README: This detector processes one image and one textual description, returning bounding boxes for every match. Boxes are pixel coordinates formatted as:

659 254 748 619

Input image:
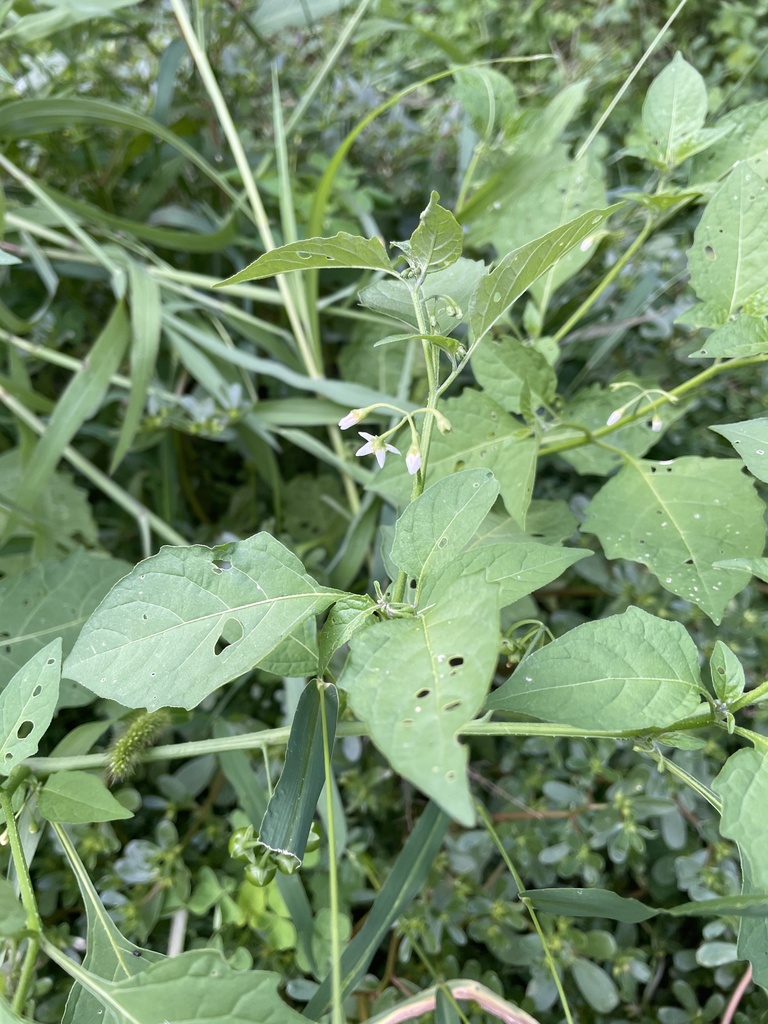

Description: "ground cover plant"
2 1 768 1022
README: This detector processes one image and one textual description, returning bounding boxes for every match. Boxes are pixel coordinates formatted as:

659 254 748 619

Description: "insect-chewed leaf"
581 456 765 623
641 53 707 169
64 533 341 711
486 607 703 731
339 575 499 826
711 417 768 483
215 232 394 286
0 639 60 775
392 191 463 276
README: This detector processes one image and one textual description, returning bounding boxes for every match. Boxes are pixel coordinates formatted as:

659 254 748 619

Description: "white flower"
405 443 421 475
338 409 363 430
356 431 400 468
606 408 623 426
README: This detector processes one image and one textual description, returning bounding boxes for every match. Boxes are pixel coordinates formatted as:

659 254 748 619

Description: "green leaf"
64 533 340 711
486 607 703 731
359 258 486 335
8 303 131 522
641 53 707 169
305 802 448 1018
0 0 135 43
468 204 621 343
0 640 60 775
54 946 309 1024
470 336 557 415
257 619 319 678
54 823 163 1024
111 263 162 472
215 233 394 287
0 877 26 937
371 391 538 526
688 163 768 316
423 541 591 608
710 641 746 704
0 551 130 693
38 771 133 823
391 468 500 599
688 315 768 358
581 456 764 623
521 887 657 923
711 417 768 482
714 557 768 584
318 595 378 676
392 191 463 276
713 748 768 987
570 957 619 1014
693 99 768 182
258 682 337 868
340 576 499 825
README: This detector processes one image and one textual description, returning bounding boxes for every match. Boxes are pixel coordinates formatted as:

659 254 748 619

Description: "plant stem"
0 788 42 1015
364 979 543 1024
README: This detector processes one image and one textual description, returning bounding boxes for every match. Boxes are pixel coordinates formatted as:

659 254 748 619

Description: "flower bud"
406 443 422 475
338 409 363 430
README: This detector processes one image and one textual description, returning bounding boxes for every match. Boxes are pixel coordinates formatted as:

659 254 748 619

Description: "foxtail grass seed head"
107 709 172 784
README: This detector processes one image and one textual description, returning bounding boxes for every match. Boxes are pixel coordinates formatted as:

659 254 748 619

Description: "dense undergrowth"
2 2 768 1023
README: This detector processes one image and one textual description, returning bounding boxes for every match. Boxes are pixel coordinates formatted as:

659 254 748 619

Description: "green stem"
731 678 768 713
476 803 573 1024
320 686 344 1024
641 746 722 813
0 788 42 1015
540 353 768 458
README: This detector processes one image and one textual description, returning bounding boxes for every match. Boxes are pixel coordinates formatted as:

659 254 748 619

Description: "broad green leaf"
371 391 538 526
65 534 341 711
10 303 131 520
0 999 32 1024
689 314 768 358
642 53 707 169
391 468 499 599
468 204 621 343
711 417 768 482
423 541 591 608
472 501 578 548
688 163 768 316
38 771 133 823
693 99 768 182
0 640 60 775
0 877 26 937
111 263 162 471
710 641 746 704
318 595 378 675
54 947 309 1024
558 383 683 476
215 233 394 287
258 682 337 868
54 823 164 1024
358 258 486 335
581 457 764 623
258 619 319 678
393 191 463 276
0 550 130 692
713 748 768 987
486 606 703 731
340 575 499 825
522 887 656 922
470 336 557 415
715 557 768 584
305 802 448 1018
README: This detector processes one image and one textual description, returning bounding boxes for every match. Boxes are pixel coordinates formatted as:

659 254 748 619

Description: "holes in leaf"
704 245 716 260
4 752 12 762
46 658 55 665
415 688 431 699
443 700 462 712
684 559 694 565
16 721 33 740
402 718 414 726
445 770 457 782
448 656 464 668
454 460 466 472
32 685 42 697
409 578 417 589
214 618 244 656
212 559 233 573
437 538 447 549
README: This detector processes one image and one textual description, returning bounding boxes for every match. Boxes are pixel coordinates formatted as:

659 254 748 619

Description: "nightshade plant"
3 5 768 1023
